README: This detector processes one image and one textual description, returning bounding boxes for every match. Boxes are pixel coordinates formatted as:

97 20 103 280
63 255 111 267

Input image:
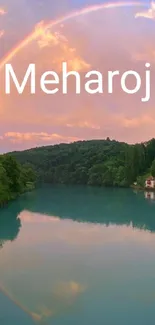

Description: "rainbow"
0 1 147 70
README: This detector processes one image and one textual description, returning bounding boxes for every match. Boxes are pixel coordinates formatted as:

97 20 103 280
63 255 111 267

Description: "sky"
0 0 154 151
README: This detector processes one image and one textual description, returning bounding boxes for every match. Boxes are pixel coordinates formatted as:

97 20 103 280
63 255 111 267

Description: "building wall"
145 180 155 188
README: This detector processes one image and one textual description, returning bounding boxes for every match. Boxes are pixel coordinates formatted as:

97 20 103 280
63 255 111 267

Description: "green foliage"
137 176 146 188
19 163 36 190
151 160 155 178
2 155 21 193
10 138 155 188
0 163 11 203
0 155 36 206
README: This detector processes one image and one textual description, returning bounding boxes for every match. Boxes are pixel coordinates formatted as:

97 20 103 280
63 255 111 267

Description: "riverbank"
131 184 155 192
0 154 36 207
0 182 35 207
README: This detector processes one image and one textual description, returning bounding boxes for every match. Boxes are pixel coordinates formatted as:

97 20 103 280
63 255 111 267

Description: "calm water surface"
1 186 155 325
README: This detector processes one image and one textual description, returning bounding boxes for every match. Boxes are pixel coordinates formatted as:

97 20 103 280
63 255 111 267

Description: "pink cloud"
0 3 155 150
2 131 81 145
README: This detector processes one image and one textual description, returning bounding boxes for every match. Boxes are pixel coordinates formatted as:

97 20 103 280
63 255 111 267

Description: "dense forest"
0 155 36 206
11 138 155 188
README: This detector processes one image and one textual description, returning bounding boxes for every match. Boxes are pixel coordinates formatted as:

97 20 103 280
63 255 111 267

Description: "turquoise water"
1 186 155 324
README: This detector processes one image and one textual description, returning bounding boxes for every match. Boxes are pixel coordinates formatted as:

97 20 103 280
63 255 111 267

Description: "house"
145 176 155 189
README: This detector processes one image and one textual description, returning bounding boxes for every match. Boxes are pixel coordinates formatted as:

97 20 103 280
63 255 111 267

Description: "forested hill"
11 138 155 187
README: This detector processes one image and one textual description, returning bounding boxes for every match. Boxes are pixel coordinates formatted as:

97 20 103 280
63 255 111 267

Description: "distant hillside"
11 138 155 187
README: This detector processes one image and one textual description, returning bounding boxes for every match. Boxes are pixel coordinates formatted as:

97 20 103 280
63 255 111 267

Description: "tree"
0 163 10 203
9 138 155 188
2 155 21 193
0 154 36 206
20 163 36 189
151 160 155 177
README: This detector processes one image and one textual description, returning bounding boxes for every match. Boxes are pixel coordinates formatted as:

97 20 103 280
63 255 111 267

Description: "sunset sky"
0 0 154 152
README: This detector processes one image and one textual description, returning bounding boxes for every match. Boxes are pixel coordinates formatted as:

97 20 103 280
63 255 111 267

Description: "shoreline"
131 185 155 192
0 183 35 208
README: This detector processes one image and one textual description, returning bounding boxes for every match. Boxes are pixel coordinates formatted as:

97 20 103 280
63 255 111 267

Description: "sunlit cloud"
36 24 90 71
0 1 145 70
66 121 100 130
0 1 155 149
135 1 155 20
37 22 60 48
0 8 7 15
2 132 81 144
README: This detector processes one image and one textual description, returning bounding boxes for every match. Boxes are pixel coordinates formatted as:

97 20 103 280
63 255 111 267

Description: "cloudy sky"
0 0 154 151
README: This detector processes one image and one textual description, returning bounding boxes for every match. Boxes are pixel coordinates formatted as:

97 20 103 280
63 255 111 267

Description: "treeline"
0 155 36 206
11 138 155 188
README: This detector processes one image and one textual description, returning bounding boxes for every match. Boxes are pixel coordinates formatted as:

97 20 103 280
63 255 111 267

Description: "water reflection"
0 203 21 248
1 209 155 324
1 186 155 246
0 211 88 323
1 187 155 325
144 191 155 201
9 186 155 232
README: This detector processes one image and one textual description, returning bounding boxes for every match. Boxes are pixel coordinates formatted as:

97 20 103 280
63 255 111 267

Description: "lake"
1 185 155 325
